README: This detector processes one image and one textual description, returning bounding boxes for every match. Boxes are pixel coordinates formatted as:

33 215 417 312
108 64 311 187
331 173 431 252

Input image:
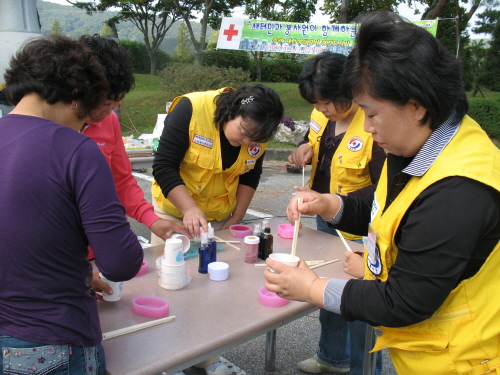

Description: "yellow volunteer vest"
307 108 374 240
152 88 266 222
366 115 500 375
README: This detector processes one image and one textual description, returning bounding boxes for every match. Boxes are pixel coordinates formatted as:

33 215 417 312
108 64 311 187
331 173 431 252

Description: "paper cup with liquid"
99 273 124 301
163 238 185 265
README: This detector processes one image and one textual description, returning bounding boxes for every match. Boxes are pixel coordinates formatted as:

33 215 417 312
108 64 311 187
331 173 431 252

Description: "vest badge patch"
367 243 383 276
247 143 262 158
310 119 322 134
193 134 213 149
347 137 363 152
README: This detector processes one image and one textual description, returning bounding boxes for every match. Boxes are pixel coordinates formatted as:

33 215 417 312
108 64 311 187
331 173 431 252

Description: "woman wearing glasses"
288 52 385 375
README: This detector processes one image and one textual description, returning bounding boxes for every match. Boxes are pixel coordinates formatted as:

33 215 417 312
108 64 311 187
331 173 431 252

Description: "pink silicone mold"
229 225 252 238
258 286 289 307
135 261 148 277
132 296 169 319
278 224 294 239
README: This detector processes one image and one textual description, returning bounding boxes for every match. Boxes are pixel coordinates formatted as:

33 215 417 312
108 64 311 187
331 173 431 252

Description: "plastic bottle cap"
244 235 260 244
264 227 271 234
200 232 208 246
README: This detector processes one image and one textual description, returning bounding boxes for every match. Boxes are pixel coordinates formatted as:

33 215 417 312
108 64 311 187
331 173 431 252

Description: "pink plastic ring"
278 224 294 239
135 261 148 277
258 286 289 307
229 225 252 238
132 296 169 319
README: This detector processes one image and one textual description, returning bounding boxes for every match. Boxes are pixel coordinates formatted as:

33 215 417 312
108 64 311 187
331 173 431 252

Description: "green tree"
468 40 488 97
480 19 500 91
67 0 182 75
243 0 317 81
172 0 245 65
51 20 64 34
174 22 193 61
321 0 400 23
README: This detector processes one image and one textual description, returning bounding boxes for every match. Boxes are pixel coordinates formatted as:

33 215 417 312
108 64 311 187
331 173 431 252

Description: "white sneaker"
205 361 231 375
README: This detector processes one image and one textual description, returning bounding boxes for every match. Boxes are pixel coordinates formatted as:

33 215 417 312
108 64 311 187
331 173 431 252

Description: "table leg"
362 325 377 375
264 329 277 371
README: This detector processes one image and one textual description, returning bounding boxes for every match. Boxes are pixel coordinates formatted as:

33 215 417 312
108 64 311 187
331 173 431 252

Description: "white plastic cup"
163 238 185 265
170 233 191 253
99 273 124 301
268 253 300 273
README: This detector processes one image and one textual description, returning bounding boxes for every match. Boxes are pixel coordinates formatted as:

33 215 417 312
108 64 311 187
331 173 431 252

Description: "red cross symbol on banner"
223 24 239 41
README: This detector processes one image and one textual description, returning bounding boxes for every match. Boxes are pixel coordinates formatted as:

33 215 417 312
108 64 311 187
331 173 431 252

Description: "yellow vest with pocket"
307 108 374 240
152 88 266 222
366 115 500 375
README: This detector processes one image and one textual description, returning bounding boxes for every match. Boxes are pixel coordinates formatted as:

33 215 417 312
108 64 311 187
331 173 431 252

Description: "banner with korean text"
217 17 439 56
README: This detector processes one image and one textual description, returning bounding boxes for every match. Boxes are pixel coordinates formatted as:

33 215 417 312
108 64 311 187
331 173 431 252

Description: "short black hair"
342 11 468 130
214 84 284 143
78 34 135 101
298 52 352 113
4 34 108 118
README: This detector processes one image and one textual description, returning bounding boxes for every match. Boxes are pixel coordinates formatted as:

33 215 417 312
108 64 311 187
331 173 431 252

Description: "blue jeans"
315 216 382 375
0 334 106 375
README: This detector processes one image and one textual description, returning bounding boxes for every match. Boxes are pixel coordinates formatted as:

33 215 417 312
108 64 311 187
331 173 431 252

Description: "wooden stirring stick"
309 259 340 269
291 197 303 258
102 316 176 340
335 229 353 252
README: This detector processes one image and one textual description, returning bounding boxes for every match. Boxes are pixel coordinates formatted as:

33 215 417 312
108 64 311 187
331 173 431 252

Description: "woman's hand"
91 271 113 301
220 215 239 230
286 190 341 226
343 251 365 279
150 219 190 240
263 258 328 308
288 144 313 167
182 206 208 238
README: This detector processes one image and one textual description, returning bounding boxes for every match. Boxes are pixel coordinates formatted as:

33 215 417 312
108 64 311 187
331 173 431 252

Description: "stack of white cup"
157 236 191 290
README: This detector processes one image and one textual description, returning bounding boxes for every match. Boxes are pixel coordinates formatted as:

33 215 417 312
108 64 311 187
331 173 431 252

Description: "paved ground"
129 159 397 375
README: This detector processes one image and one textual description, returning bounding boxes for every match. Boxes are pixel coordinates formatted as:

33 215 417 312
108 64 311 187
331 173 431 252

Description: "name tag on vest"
193 134 214 148
310 119 322 134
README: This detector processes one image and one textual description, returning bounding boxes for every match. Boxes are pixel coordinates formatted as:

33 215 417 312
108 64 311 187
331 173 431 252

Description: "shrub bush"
119 40 170 74
203 49 251 71
260 59 304 83
158 63 251 100
468 98 500 139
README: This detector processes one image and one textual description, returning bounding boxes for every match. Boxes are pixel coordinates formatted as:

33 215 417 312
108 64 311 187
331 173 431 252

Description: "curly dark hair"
342 11 468 130
4 34 108 118
213 84 284 143
298 52 352 113
78 35 135 101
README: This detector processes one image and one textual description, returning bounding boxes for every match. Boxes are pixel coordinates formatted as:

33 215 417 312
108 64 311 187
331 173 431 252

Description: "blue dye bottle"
198 232 210 274
208 223 217 263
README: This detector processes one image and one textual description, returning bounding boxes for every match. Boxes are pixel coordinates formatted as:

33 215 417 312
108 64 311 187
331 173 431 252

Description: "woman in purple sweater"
0 35 143 374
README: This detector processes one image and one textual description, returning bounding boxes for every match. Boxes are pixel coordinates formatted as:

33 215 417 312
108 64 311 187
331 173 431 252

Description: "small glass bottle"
198 232 210 274
207 223 217 263
244 235 260 263
260 226 274 260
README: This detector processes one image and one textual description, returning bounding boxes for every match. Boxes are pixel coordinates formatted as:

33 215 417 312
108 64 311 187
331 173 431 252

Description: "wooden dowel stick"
214 235 241 251
190 239 240 244
302 166 305 187
291 197 303 258
255 260 325 267
335 229 353 252
102 315 176 340
309 259 340 269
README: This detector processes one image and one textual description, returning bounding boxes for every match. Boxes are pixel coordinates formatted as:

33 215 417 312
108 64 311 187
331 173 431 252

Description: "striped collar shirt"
402 112 462 177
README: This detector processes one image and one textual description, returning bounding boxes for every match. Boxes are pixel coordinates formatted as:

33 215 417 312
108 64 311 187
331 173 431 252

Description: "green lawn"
121 75 312 136
122 74 500 151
